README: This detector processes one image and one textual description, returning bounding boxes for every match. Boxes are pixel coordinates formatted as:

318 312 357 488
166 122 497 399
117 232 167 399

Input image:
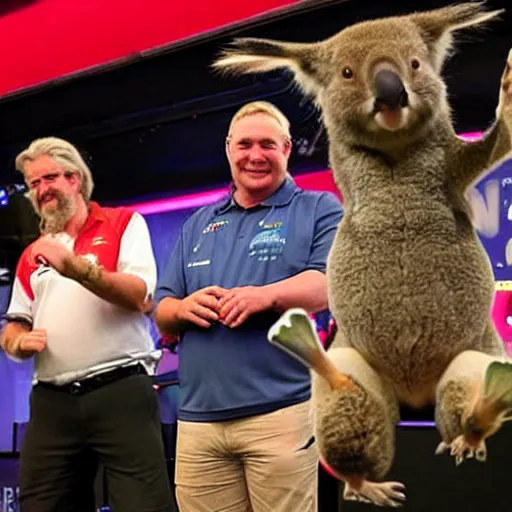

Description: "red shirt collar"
79 201 106 234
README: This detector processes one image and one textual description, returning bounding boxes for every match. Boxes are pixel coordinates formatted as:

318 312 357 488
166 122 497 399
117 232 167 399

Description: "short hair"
15 137 94 202
227 101 291 143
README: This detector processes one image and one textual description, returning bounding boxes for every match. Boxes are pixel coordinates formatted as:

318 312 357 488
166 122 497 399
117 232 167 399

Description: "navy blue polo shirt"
156 178 343 422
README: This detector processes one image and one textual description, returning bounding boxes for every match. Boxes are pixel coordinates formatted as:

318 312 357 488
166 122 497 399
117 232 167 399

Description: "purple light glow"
459 131 484 142
398 421 436 428
132 188 228 215
128 131 483 215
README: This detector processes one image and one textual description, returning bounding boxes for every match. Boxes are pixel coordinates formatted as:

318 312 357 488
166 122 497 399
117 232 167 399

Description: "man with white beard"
0 137 173 512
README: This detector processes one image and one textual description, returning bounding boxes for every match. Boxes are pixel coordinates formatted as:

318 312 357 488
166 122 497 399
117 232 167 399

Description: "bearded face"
23 154 81 235
30 188 77 234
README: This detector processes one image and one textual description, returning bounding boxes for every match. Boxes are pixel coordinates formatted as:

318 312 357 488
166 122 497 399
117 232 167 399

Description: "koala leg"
435 349 512 466
313 347 405 508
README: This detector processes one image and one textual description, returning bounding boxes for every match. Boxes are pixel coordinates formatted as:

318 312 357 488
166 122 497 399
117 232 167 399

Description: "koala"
214 2 512 508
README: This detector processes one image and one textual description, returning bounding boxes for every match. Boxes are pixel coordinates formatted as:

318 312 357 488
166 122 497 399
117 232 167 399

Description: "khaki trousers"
175 401 318 512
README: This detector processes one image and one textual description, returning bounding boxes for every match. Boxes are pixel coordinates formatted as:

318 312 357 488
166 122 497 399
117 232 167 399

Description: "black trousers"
19 372 174 512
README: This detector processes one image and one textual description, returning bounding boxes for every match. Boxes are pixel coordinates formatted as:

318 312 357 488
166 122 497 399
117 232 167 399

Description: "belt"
37 363 147 396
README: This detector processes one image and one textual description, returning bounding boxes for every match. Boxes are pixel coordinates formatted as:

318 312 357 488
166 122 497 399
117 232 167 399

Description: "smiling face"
226 112 292 205
23 154 80 233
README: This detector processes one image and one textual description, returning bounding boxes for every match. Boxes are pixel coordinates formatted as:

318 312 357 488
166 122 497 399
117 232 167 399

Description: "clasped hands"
177 285 273 329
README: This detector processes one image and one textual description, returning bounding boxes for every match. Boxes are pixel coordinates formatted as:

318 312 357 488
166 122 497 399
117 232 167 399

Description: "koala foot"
435 436 487 465
343 479 406 508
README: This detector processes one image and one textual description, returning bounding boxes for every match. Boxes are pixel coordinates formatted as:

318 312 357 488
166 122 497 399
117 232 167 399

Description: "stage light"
0 183 28 208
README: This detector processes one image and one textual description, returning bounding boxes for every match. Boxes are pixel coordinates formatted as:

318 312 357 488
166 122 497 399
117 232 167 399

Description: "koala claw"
435 436 487 465
343 480 406 508
435 440 449 455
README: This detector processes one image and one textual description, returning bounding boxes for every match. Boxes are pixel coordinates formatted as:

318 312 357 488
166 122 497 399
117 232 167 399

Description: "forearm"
456 56 512 189
67 256 151 312
454 120 511 191
264 269 329 314
154 297 186 337
0 323 32 360
479 120 511 168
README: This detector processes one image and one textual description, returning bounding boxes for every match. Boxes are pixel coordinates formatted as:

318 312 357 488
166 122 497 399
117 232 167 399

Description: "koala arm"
449 49 512 192
449 120 511 193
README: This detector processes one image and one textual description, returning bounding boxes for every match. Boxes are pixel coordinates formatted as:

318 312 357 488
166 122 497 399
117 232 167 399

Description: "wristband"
0 313 33 329
83 260 103 284
75 258 103 286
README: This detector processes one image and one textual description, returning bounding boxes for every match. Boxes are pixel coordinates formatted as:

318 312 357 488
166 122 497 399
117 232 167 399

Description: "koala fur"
214 2 512 506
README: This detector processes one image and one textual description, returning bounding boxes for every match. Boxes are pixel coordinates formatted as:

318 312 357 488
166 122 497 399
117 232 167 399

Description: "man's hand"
30 236 75 277
177 286 227 329
218 286 274 328
15 329 47 357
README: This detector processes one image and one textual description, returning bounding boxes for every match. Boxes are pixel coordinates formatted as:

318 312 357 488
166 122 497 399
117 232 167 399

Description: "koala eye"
411 58 421 70
342 67 353 79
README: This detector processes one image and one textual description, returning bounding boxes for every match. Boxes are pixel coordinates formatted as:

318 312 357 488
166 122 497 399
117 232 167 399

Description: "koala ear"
409 2 503 71
212 37 324 95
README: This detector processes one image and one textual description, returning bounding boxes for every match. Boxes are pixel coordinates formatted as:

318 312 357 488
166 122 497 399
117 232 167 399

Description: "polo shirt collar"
261 177 298 207
215 177 298 215
80 201 106 233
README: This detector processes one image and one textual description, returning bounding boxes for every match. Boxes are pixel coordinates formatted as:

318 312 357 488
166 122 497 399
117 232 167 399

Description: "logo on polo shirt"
187 259 211 268
92 236 107 246
260 221 283 229
249 222 286 262
203 220 229 234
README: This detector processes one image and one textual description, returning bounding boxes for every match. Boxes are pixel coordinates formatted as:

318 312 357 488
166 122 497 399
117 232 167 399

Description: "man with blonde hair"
1 137 173 511
155 101 343 511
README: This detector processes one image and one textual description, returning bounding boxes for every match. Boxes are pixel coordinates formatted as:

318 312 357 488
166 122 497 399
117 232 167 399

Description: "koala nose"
373 69 408 111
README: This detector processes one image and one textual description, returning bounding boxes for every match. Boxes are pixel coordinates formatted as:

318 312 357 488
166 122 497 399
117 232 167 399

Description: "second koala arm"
449 51 512 192
449 120 510 193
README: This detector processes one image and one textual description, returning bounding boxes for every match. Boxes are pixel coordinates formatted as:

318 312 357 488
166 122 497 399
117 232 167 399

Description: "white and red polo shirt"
6 201 160 385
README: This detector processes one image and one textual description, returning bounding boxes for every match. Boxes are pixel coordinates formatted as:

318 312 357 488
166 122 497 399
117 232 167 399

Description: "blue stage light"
0 184 27 207
0 188 7 207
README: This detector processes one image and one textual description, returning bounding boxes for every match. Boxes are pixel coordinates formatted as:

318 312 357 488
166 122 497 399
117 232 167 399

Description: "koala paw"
496 48 512 132
343 479 406 508
435 436 487 466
